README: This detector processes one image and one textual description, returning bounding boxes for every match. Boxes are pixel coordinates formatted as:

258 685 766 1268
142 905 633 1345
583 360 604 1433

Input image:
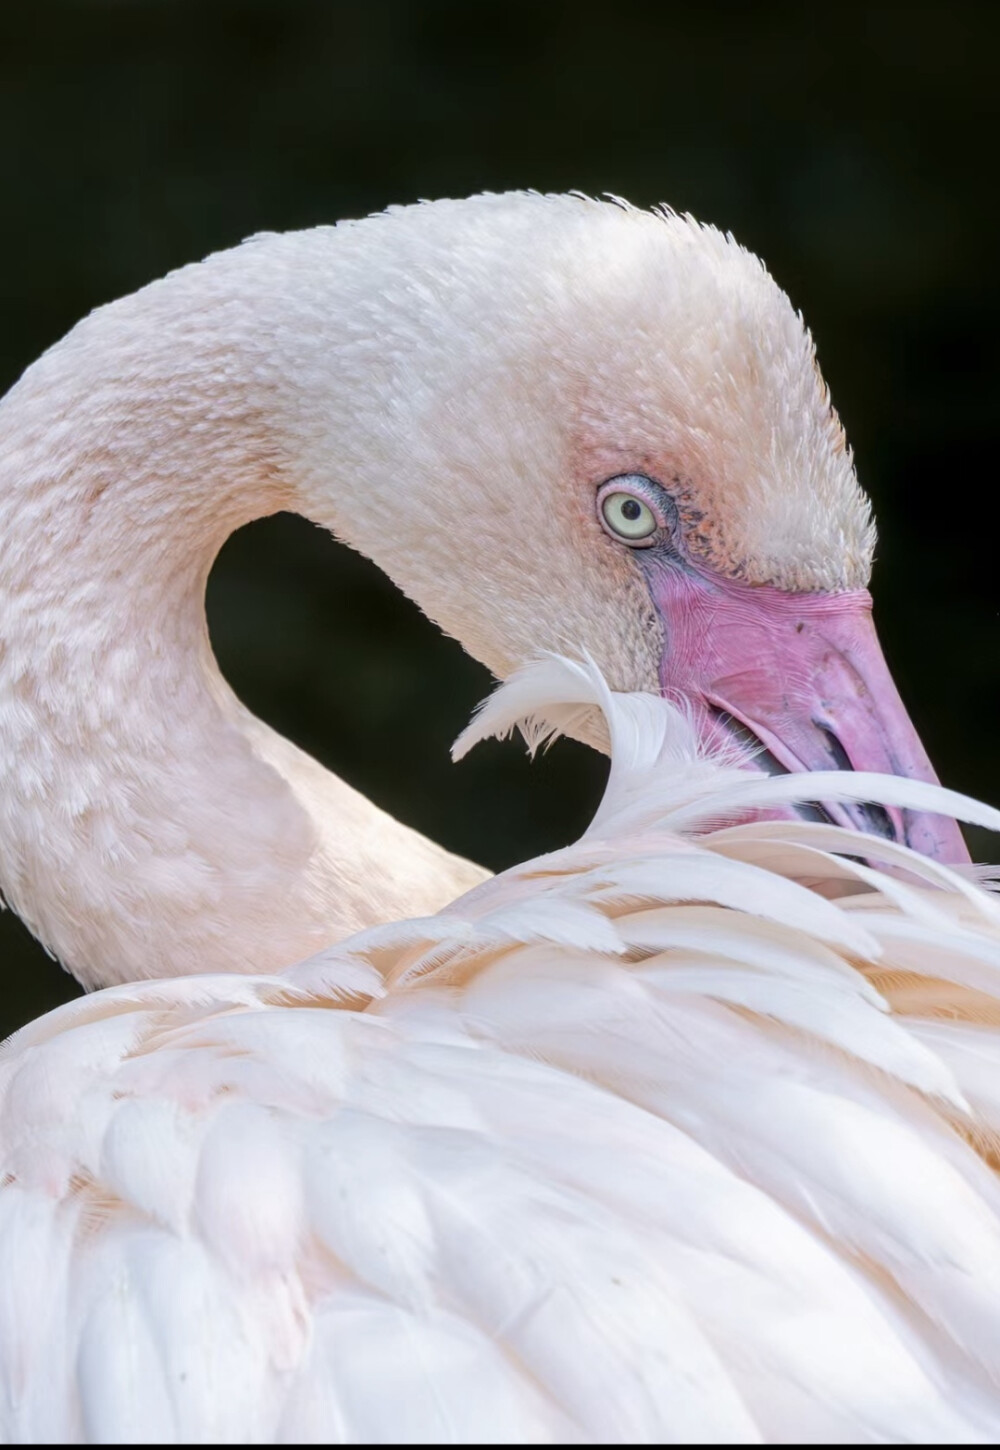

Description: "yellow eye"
600 490 658 542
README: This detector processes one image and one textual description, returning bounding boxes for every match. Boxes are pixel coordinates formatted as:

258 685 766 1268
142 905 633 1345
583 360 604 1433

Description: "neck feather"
0 235 486 989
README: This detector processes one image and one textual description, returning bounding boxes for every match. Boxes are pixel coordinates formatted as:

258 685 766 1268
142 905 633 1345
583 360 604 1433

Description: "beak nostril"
708 709 904 842
814 723 897 841
709 708 788 777
814 723 854 773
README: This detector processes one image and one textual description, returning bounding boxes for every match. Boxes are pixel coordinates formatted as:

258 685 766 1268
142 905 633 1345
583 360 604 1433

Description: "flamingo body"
2 661 999 1443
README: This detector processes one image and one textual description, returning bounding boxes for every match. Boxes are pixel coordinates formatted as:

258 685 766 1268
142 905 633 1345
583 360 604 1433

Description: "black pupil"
621 498 642 522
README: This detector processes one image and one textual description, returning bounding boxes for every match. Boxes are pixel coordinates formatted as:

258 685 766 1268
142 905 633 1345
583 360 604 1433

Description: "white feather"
3 658 1000 1441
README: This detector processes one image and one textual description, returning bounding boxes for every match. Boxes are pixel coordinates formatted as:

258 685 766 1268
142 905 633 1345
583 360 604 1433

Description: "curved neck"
0 237 486 989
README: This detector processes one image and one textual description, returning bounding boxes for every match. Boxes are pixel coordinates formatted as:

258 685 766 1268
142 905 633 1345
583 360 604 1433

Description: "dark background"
1 0 997 1037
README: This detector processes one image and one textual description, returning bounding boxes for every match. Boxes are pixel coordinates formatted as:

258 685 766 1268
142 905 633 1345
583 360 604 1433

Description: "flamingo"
0 192 995 1441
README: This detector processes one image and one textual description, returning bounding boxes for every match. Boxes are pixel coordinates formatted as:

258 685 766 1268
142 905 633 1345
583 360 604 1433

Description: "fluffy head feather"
333 192 873 595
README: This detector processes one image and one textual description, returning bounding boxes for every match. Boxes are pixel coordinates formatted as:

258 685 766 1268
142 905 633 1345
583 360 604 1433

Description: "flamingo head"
308 194 965 862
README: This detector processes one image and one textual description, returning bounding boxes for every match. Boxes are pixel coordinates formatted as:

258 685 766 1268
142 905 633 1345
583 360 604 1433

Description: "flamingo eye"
597 476 663 546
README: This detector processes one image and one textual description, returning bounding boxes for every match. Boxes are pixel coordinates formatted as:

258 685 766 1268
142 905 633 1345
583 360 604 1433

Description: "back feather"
3 655 1000 1443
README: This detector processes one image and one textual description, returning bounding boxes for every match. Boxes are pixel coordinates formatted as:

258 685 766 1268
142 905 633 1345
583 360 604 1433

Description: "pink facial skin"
642 558 970 864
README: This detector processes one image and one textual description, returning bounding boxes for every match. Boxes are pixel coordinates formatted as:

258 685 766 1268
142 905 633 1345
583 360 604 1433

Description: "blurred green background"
1 0 997 1036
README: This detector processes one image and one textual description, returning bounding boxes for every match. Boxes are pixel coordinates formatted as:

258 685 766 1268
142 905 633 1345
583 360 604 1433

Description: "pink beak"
645 561 969 864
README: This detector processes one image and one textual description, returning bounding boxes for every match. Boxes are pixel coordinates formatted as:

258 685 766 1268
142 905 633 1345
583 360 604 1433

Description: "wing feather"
5 657 1000 1441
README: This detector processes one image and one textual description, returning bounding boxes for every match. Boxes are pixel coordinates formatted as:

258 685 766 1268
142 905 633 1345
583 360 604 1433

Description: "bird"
0 191 993 1441
0 191 967 993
